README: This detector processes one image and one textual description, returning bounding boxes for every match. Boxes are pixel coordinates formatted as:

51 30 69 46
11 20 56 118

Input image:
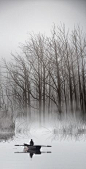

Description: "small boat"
15 143 51 151
15 143 51 158
24 144 41 151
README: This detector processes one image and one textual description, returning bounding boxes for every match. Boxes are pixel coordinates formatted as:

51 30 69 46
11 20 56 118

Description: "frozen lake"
0 113 86 169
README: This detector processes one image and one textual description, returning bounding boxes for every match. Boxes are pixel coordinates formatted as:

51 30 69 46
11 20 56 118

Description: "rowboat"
15 143 51 151
15 143 51 158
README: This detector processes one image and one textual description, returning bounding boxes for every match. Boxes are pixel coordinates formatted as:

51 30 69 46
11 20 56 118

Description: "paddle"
40 145 52 147
15 145 25 146
15 144 52 147
15 143 30 146
14 151 51 153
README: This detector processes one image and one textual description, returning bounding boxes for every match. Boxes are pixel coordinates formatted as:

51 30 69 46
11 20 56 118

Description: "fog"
0 1 86 168
0 0 86 59
0 112 86 169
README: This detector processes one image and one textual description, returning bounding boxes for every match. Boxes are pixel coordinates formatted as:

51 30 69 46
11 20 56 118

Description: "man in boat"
30 139 34 146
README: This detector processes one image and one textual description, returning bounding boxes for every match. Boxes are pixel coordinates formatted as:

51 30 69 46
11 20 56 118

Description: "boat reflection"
15 147 51 158
27 149 41 158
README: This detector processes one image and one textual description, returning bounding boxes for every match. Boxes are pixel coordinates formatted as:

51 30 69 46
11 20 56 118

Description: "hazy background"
0 0 86 60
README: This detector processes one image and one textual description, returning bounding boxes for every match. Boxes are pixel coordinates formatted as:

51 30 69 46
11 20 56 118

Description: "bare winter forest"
0 26 86 118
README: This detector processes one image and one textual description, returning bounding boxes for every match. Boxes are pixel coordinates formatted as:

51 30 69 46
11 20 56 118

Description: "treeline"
1 25 86 114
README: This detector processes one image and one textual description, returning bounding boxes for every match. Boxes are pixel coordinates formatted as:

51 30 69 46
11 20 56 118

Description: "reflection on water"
14 111 86 142
0 111 86 169
45 124 86 141
0 110 86 142
0 113 15 141
0 132 15 142
15 148 51 159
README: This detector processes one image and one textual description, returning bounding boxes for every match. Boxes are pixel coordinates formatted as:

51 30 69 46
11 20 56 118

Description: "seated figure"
30 139 34 146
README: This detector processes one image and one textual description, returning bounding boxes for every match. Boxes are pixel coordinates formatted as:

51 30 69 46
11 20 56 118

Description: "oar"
15 144 26 146
26 145 52 147
15 145 24 146
41 151 51 153
15 152 28 153
39 145 52 147
14 151 51 154
15 144 52 147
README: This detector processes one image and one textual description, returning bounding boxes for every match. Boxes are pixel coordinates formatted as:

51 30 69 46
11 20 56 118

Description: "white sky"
0 0 86 59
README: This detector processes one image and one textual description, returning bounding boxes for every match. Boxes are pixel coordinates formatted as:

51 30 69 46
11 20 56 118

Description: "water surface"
0 112 86 169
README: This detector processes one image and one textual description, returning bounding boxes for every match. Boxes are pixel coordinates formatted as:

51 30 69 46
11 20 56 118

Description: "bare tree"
2 25 86 116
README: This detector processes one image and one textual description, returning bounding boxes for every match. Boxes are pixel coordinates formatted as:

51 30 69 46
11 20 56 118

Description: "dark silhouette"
30 152 34 158
30 139 34 146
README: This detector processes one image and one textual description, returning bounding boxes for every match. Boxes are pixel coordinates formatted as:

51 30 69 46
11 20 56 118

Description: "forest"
0 25 86 117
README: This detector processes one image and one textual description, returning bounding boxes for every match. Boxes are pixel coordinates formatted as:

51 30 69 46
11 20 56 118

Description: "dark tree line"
0 25 86 115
